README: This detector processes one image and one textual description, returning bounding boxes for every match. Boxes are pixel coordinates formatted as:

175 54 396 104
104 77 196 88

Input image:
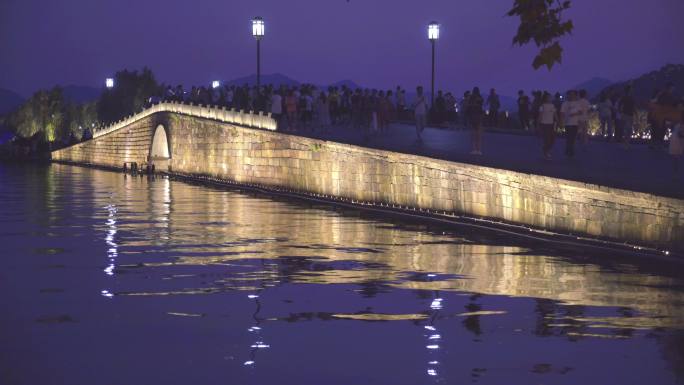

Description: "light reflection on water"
1 163 683 385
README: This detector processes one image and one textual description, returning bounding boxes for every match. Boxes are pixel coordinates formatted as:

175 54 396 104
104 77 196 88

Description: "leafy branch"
507 0 574 69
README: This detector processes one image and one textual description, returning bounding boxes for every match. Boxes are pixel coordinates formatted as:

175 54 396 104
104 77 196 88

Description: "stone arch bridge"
52 102 684 255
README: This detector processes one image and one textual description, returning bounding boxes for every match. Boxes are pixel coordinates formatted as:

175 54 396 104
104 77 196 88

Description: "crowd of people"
154 81 682 168
159 83 411 133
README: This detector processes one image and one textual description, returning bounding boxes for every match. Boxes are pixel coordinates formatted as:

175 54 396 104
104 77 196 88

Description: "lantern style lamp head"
252 16 265 39
212 80 220 89
428 21 440 41
105 78 114 89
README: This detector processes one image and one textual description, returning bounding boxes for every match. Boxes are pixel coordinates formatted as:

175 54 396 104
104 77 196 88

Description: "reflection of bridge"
51 102 684 254
86 168 679 330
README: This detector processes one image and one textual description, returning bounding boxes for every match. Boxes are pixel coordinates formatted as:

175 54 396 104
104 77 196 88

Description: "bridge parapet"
93 101 276 139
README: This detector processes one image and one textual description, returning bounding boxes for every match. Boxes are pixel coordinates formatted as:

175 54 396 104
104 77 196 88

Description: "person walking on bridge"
538 92 558 160
285 90 298 132
486 88 500 127
467 87 485 155
517 90 530 130
577 89 591 147
560 90 581 157
412 86 428 143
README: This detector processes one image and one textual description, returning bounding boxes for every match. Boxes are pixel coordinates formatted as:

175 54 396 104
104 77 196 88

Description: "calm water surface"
1 163 683 385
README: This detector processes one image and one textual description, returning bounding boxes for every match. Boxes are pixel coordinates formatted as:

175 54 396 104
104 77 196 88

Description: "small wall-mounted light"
105 78 114 88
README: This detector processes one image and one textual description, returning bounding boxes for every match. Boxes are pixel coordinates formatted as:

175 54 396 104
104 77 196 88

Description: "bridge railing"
93 101 277 138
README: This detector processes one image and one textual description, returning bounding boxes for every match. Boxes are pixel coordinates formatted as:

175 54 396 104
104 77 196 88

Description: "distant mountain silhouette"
573 77 613 97
328 79 361 89
61 85 102 104
598 63 684 101
222 73 361 90
0 88 25 115
223 73 300 87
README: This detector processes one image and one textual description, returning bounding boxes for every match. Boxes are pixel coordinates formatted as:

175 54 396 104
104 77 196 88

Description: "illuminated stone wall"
51 115 159 167
52 111 684 252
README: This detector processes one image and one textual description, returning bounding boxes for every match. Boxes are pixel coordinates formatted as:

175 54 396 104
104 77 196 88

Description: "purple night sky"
1 0 683 97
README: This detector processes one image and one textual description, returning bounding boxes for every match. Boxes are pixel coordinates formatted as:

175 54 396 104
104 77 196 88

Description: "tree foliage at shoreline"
4 67 160 146
7 87 65 142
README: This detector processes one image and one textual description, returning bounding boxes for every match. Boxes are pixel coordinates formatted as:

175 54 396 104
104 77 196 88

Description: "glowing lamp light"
105 78 114 88
212 80 220 89
428 21 440 41
252 16 265 39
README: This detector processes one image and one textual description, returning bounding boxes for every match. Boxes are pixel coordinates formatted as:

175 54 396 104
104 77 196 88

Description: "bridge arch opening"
149 124 170 171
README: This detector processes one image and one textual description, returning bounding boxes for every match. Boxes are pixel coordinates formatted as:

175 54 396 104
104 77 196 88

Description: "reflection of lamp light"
212 80 220 89
105 78 114 88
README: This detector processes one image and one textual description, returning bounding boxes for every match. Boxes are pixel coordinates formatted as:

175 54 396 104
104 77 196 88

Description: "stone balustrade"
93 101 276 138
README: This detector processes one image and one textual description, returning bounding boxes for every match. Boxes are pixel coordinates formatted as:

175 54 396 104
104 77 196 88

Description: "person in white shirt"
538 93 558 160
412 86 428 142
560 90 581 157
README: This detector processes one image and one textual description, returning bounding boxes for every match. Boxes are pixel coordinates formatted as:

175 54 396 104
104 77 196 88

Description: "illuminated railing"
93 101 277 138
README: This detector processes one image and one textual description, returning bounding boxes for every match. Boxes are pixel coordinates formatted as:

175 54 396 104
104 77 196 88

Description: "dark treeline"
1 67 162 150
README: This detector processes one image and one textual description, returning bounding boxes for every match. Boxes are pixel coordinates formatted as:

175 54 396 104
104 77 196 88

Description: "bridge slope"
52 103 684 254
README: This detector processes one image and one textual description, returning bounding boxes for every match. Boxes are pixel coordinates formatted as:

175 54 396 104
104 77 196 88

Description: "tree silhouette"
507 0 574 69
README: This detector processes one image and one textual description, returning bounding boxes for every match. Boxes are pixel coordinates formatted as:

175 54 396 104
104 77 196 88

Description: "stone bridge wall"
52 109 684 253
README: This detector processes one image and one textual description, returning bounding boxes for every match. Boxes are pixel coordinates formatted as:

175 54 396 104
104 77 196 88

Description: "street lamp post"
428 21 440 107
252 17 265 89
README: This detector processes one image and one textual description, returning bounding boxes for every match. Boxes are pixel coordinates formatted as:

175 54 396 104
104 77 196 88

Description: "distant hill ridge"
572 77 613 97
222 73 361 90
598 63 684 101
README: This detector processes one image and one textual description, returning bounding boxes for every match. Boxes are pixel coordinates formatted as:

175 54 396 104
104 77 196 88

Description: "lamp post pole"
257 38 261 89
427 21 440 108
252 16 265 90
431 39 435 107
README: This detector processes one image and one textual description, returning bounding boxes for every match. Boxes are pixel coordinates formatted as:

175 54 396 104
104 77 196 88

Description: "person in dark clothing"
486 88 500 127
467 87 485 154
434 90 446 126
517 90 530 130
553 92 563 112
560 90 580 157
461 91 471 127
531 91 543 131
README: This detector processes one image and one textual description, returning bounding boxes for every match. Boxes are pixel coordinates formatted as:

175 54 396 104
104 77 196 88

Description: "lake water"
1 163 683 385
